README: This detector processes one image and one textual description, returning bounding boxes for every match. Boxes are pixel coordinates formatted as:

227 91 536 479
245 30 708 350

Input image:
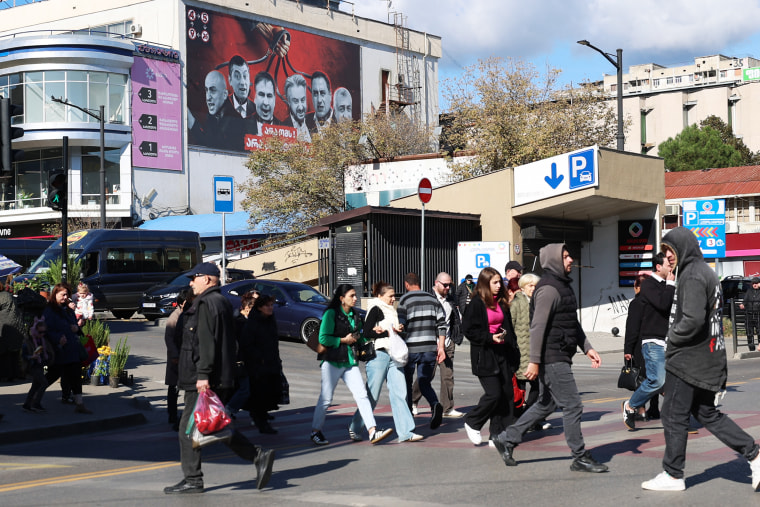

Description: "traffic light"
48 175 67 211
1 97 24 173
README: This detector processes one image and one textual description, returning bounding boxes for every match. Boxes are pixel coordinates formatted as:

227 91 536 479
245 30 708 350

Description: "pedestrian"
21 316 51 412
492 244 608 473
164 288 192 431
72 282 94 322
397 272 447 430
461 267 519 446
310 284 393 446
226 290 257 419
504 260 523 283
455 274 476 309
622 273 648 421
348 281 423 443
43 284 92 414
411 272 464 419
244 295 282 434
164 262 275 494
622 254 674 430
642 227 760 492
740 277 760 351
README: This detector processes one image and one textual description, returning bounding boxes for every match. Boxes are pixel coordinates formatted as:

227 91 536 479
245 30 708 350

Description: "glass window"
45 71 65 82
67 81 88 122
26 72 43 83
90 72 107 83
81 147 120 205
68 71 87 82
45 81 66 122
25 81 43 123
109 84 125 123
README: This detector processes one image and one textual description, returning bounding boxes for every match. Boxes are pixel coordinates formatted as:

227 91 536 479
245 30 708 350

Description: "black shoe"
32 404 46 413
254 449 275 490
430 402 443 430
622 401 636 431
258 422 278 434
646 408 660 421
570 451 608 473
492 435 517 467
164 480 204 494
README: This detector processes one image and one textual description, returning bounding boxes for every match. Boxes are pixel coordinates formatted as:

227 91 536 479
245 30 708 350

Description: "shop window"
0 148 62 210
81 147 121 205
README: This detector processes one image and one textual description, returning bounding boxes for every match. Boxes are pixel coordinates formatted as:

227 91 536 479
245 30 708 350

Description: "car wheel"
111 309 135 319
300 317 321 345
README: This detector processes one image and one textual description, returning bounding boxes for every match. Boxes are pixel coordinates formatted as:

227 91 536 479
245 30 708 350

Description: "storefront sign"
618 219 656 287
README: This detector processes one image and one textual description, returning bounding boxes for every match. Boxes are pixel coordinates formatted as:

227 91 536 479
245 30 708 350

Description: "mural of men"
333 87 353 123
282 74 316 142
188 70 242 151
227 55 255 118
307 71 333 133
251 71 281 134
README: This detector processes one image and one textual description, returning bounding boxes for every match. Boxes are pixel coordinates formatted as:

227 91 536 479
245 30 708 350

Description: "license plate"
142 302 156 308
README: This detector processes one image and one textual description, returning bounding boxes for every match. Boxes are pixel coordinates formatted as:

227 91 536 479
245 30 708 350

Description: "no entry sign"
418 178 432 204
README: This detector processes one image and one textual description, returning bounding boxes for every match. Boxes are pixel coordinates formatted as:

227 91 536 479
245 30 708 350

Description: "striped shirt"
398 290 447 353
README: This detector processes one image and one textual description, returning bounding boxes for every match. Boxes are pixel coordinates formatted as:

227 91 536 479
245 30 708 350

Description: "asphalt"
1 328 757 447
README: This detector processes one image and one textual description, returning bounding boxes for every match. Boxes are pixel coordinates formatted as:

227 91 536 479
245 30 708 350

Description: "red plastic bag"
193 389 232 435
80 335 98 367
512 375 525 409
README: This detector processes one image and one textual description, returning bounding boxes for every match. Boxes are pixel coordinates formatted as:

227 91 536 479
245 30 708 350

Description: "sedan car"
221 279 344 343
140 268 254 320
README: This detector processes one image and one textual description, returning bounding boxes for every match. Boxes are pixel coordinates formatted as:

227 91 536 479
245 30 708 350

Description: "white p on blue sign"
514 145 599 206
214 176 234 214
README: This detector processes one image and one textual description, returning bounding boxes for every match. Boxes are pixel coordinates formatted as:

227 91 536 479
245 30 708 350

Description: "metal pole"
61 136 68 284
221 213 227 285
616 49 624 151
420 203 425 290
99 105 106 228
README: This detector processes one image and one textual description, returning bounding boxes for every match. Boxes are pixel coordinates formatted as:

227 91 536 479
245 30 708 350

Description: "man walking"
455 274 475 309
492 244 608 473
398 272 447 430
164 262 275 494
622 253 674 429
411 272 464 418
642 227 760 492
740 277 760 351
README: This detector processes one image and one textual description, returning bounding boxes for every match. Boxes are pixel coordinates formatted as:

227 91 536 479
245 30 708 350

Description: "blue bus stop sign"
214 176 234 214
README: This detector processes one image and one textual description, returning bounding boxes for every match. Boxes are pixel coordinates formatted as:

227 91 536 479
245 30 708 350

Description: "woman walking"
310 284 392 446
349 281 422 443
462 267 519 446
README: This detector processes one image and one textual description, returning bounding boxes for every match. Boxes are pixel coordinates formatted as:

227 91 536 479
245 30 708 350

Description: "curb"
0 412 148 447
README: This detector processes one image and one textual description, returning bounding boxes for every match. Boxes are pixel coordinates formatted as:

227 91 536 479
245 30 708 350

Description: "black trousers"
45 362 82 397
179 389 260 486
464 357 514 438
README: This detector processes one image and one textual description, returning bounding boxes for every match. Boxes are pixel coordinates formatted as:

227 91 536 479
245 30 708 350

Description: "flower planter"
109 376 119 388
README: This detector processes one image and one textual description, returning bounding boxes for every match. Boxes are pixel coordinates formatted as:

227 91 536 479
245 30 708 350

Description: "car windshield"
28 248 83 274
285 285 328 303
169 273 192 285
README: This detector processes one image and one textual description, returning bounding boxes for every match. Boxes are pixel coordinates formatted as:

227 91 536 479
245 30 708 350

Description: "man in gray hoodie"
642 227 760 492
492 244 607 473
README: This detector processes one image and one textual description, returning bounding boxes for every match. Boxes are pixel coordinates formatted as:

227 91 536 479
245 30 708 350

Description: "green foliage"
41 254 82 288
241 115 433 236
658 124 746 172
698 115 760 166
82 319 110 348
442 57 622 178
110 336 130 375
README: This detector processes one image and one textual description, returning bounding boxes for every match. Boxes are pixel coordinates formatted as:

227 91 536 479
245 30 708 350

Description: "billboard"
617 219 656 286
457 241 512 284
131 56 183 171
185 6 361 153
682 199 726 258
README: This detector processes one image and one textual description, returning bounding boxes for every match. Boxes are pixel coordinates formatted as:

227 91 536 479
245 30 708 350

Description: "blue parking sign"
475 254 491 268
568 148 595 189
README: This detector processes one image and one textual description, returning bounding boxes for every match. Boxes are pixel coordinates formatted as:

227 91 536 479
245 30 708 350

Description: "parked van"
23 229 202 318
0 238 54 272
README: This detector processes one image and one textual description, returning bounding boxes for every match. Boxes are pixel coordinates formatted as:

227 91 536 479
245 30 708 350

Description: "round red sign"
418 178 432 204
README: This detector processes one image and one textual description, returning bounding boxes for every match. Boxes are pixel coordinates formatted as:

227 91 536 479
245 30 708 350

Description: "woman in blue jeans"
349 281 423 443
310 284 392 446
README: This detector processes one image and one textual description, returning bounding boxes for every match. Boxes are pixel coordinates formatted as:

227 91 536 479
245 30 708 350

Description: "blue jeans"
225 375 250 414
501 362 586 458
350 350 416 441
404 351 439 411
311 361 375 431
629 342 665 409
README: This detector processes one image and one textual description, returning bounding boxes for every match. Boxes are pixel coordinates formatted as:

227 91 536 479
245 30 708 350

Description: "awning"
138 211 270 238
0 254 22 277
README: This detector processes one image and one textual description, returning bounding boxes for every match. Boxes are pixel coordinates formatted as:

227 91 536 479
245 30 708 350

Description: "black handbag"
319 342 349 363
353 340 377 362
617 358 642 391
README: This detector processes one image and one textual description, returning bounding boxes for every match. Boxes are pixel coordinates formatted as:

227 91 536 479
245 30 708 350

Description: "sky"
349 0 760 110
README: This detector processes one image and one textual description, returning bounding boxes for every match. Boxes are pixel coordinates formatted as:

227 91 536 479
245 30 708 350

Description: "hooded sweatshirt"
661 226 726 391
529 243 593 364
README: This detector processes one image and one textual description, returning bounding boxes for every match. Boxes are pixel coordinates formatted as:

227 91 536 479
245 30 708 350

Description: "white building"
0 0 441 237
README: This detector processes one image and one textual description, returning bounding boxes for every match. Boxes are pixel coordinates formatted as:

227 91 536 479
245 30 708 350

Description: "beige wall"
229 237 319 284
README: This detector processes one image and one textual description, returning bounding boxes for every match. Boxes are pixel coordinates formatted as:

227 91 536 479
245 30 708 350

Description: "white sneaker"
401 433 424 442
641 471 685 491
464 422 482 445
443 409 465 418
412 403 418 416
750 452 760 491
488 439 495 448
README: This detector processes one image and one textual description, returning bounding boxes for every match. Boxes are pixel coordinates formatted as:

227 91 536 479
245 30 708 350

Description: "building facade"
0 0 441 236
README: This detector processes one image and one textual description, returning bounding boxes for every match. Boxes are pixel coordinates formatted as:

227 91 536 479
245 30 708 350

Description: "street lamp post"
577 40 624 151
50 96 107 227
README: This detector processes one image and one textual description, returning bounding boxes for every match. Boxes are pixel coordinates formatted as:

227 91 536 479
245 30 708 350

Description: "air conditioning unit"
665 204 680 216
726 221 739 233
130 24 142 36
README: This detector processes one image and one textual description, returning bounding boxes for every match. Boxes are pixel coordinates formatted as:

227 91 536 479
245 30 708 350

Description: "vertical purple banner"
131 57 182 171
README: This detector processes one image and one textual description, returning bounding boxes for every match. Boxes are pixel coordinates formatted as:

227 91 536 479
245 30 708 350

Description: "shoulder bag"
617 358 642 391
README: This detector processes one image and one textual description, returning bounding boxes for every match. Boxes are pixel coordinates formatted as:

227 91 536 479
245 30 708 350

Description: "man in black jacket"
642 227 760 492
622 253 674 430
492 244 607 473
164 263 275 494
740 277 760 351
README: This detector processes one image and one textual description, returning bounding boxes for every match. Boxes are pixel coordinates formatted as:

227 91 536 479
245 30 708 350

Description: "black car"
139 268 254 320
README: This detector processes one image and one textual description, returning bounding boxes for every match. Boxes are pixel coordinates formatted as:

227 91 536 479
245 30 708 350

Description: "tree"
699 115 760 165
658 123 746 172
441 57 621 178
240 113 433 236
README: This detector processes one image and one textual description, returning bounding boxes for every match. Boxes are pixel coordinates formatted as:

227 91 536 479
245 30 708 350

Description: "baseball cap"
190 262 220 278
752 277 760 284
505 260 523 272
465 274 473 281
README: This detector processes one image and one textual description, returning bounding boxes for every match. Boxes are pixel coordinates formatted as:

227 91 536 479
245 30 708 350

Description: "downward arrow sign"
544 162 564 189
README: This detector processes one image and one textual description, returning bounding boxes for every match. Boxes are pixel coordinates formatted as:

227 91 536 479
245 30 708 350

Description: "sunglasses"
437 282 451 288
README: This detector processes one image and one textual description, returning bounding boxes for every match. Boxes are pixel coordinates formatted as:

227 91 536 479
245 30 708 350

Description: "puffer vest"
531 270 581 364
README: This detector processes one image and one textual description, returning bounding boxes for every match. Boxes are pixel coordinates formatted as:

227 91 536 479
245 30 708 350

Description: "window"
0 148 63 210
106 248 165 274
81 147 121 205
666 77 673 85
653 79 660 87
675 76 682 84
166 248 196 272
720 70 727 78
